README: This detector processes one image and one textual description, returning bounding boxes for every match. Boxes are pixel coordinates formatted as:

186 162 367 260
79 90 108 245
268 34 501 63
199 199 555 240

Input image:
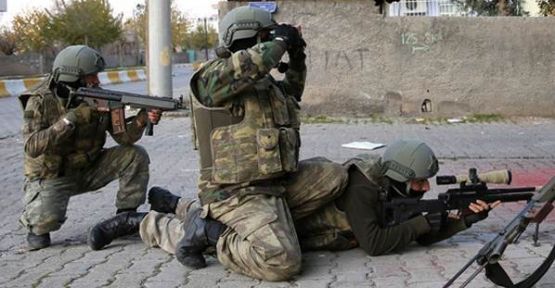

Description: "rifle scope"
436 169 512 185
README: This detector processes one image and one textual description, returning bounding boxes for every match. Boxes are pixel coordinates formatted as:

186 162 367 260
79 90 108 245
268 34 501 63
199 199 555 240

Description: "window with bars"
388 0 466 16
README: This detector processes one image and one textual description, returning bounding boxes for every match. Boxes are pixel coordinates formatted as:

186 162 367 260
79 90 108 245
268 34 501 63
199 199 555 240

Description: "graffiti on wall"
308 48 370 71
401 32 442 54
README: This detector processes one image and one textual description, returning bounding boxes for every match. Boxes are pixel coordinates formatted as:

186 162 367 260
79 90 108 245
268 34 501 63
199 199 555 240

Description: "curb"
0 69 147 98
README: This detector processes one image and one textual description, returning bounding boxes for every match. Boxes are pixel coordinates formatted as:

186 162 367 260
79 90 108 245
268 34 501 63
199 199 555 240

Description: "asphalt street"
1 68 555 287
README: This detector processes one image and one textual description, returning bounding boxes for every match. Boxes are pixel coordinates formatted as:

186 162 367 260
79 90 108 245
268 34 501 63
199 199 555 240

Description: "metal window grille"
388 0 466 16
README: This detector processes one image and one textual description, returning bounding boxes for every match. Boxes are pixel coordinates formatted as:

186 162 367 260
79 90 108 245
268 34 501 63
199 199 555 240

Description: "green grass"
410 113 505 124
300 113 505 125
300 114 393 124
466 113 504 123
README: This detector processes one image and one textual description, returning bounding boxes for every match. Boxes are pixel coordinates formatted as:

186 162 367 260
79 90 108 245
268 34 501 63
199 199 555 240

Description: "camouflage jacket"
189 40 307 204
339 154 468 256
20 81 148 180
192 40 306 107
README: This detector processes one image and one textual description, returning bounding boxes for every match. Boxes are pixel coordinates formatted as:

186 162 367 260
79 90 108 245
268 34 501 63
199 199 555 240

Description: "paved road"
2 116 555 287
1 71 555 287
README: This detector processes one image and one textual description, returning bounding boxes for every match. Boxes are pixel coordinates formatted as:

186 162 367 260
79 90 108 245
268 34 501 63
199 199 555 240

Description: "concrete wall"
220 1 555 117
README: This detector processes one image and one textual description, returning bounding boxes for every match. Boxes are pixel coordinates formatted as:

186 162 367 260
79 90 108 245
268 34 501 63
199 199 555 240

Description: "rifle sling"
485 243 555 288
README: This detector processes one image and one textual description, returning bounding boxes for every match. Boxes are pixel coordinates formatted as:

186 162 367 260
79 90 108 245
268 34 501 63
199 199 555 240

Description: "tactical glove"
65 103 93 126
272 24 306 52
464 209 489 227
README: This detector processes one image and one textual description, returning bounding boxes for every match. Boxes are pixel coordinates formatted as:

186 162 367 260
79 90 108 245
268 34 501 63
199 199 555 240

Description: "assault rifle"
381 168 537 228
70 87 183 136
444 176 555 288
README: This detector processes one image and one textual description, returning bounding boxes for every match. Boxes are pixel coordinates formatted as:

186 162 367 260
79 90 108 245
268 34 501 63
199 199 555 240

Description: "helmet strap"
387 178 409 198
53 82 78 109
391 184 408 198
405 183 412 196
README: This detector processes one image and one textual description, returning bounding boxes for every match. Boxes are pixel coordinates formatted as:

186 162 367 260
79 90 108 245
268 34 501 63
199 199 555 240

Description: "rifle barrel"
74 89 122 101
74 87 180 110
442 188 535 209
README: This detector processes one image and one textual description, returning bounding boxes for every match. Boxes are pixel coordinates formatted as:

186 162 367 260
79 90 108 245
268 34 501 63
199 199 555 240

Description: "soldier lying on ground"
88 140 499 281
19 45 162 250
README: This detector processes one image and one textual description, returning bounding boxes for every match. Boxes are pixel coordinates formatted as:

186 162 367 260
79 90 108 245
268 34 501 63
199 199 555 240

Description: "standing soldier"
88 6 349 281
19 45 161 250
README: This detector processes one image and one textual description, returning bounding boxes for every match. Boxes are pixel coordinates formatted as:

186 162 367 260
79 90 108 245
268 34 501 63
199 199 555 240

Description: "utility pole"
203 17 209 60
147 0 172 97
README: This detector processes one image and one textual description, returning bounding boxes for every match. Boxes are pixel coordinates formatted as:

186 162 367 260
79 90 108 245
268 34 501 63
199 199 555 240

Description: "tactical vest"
190 74 301 201
20 83 108 180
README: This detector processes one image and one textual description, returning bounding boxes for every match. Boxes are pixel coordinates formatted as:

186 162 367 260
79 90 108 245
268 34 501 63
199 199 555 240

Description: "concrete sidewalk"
1 117 555 287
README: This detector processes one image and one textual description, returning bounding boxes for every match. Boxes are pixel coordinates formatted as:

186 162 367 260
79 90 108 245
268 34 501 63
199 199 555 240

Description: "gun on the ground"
381 168 537 228
70 87 183 136
443 176 555 288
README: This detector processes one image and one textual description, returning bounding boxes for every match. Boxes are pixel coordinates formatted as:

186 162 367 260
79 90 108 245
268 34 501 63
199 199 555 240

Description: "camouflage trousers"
140 157 349 281
20 145 150 235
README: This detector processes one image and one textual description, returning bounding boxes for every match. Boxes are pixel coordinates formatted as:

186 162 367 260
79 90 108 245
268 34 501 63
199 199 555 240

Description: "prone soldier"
88 139 501 280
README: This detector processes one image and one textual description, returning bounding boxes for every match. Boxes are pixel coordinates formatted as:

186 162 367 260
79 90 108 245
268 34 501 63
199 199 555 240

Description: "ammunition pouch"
190 76 300 186
211 126 298 183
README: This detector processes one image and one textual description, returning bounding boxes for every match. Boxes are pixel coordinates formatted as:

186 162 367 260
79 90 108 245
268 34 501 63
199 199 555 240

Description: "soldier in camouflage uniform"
19 45 161 250
89 139 497 280
88 6 348 281
298 140 499 255
137 141 497 255
87 7 496 281
139 140 497 257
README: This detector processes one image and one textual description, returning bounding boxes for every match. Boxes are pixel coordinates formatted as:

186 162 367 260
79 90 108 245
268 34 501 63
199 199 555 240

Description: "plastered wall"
221 1 555 117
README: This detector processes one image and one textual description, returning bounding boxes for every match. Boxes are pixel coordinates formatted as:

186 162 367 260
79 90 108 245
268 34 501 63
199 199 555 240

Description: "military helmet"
52 45 105 83
219 6 276 48
382 140 439 183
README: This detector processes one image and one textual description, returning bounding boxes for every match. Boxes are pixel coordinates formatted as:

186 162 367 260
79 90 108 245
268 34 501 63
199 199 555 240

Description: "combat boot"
148 186 181 214
27 232 51 250
88 211 146 250
175 208 226 269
